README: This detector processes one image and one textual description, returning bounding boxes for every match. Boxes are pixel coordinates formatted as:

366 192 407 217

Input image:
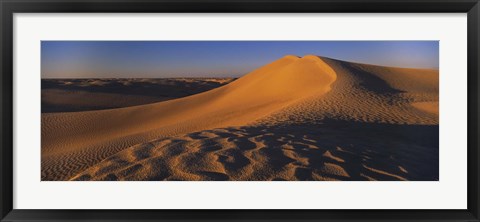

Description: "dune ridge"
42 55 439 181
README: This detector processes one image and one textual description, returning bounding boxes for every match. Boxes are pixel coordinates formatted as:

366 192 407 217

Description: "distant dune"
42 78 234 112
41 55 439 181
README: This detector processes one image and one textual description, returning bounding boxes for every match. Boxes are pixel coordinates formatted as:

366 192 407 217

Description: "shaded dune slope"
41 55 439 181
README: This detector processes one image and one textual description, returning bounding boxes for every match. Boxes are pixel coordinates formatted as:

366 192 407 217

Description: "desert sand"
41 55 439 181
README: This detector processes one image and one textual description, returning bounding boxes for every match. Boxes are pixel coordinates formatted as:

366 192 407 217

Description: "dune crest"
42 55 338 180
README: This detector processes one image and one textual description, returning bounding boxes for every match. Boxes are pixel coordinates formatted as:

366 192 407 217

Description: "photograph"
3 0 478 220
41 41 439 181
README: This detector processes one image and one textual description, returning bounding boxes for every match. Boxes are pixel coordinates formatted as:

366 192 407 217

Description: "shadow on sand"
73 118 438 181
185 119 439 181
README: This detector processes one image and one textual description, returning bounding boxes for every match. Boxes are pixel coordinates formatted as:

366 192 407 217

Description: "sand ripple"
71 122 438 181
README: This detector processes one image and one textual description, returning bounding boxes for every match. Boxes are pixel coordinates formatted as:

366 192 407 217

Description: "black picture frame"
1 0 479 221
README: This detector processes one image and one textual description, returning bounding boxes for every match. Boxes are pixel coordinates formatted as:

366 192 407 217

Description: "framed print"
1 0 479 221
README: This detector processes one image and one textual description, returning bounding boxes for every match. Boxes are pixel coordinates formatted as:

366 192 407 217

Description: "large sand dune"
41 55 439 181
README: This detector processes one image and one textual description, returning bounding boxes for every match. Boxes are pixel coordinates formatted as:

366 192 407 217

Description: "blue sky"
41 41 439 78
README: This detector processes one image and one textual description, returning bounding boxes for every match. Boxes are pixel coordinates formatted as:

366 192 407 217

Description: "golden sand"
41 55 439 181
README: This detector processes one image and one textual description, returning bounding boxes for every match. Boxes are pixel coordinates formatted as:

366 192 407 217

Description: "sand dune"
256 58 438 126
41 55 438 181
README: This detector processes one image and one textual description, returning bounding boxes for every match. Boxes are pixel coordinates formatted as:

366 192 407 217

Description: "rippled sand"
42 55 438 181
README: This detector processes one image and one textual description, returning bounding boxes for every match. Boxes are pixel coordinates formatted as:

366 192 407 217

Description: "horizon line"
41 54 439 79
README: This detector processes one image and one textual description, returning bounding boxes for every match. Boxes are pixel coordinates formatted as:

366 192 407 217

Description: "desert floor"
41 55 439 181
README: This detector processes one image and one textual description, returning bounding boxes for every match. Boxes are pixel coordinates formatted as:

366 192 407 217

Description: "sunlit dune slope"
42 55 337 180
